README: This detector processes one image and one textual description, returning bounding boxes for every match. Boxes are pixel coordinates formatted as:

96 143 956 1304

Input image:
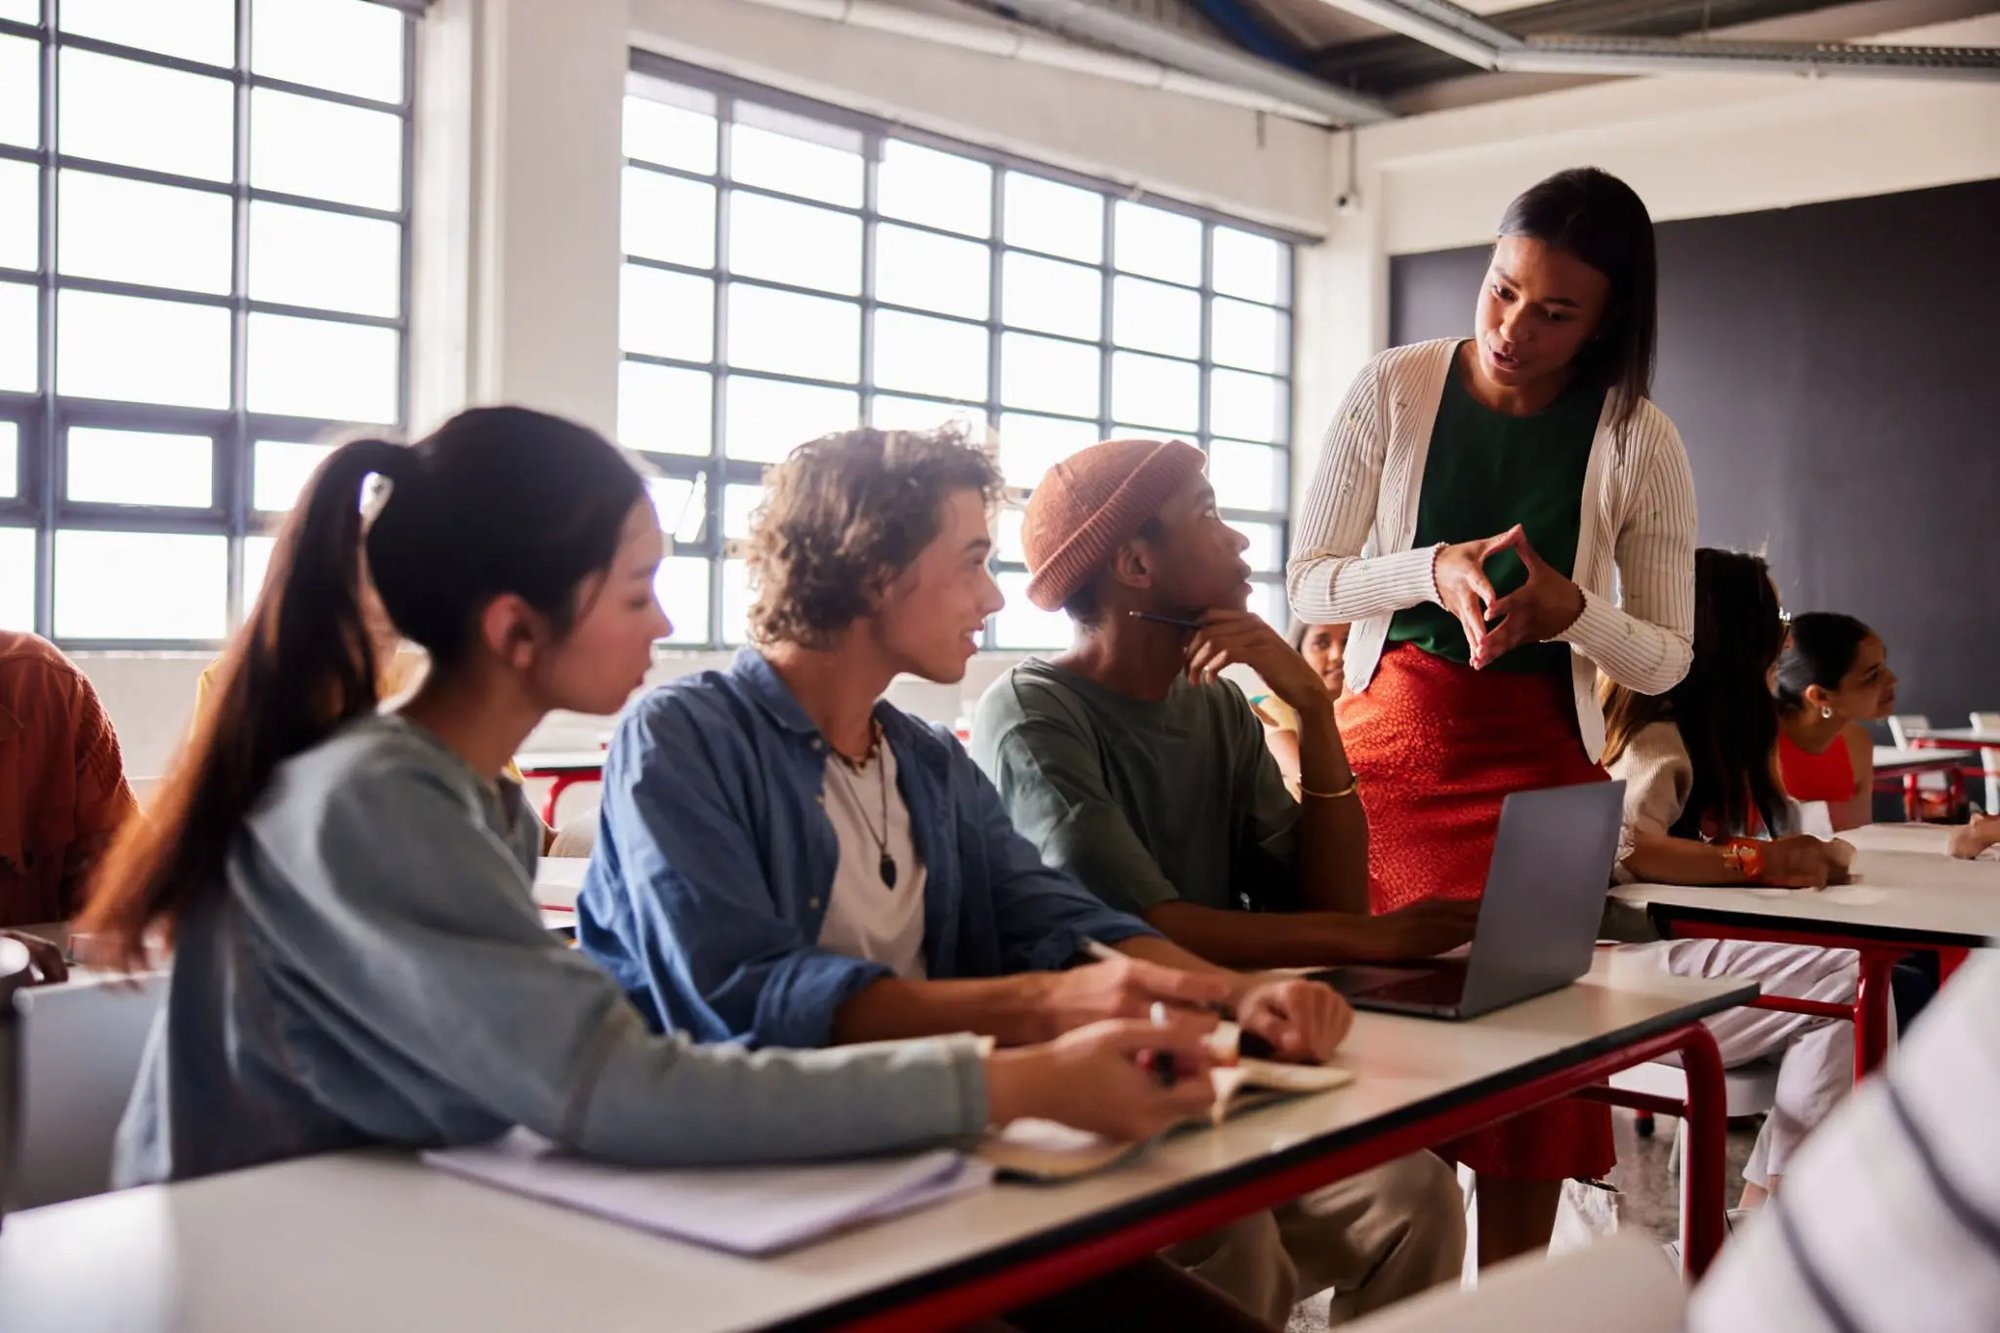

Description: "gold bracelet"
1299 774 1360 800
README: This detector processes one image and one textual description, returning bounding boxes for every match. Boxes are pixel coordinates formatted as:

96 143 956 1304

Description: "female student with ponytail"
81 408 1226 1198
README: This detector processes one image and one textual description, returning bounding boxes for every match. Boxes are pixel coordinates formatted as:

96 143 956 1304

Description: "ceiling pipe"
1313 0 2000 80
734 0 1392 123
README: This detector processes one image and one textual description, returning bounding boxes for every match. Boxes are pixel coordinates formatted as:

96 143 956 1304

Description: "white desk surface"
0 955 1749 1333
532 855 588 911
1911 727 2000 747
1872 745 1977 772
513 749 607 773
1612 823 2000 947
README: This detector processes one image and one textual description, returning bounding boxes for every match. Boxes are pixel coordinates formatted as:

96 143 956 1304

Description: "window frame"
622 51 1302 651
0 0 417 650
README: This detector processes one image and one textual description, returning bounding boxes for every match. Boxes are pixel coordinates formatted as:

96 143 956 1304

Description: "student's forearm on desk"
1291 699 1370 914
1621 831 1742 886
1142 900 1405 969
831 974 1056 1047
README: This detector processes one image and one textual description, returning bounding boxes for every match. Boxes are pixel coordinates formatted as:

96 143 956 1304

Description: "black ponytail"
81 408 645 966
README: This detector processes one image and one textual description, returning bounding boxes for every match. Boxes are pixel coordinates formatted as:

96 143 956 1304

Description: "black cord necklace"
833 722 897 889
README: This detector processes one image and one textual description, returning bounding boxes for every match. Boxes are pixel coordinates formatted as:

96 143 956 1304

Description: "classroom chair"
1351 1233 1683 1332
1 939 30 1228
14 973 164 1209
1610 1057 1780 1153
1971 711 2000 814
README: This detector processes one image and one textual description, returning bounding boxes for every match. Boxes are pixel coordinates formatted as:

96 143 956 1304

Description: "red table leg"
1676 1024 1728 1277
1854 948 1897 1079
540 773 590 826
1939 947 1970 985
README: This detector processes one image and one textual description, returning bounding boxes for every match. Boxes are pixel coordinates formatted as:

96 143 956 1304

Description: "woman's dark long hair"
1602 549 1791 839
79 407 646 966
1774 612 1873 717
1497 167 1659 436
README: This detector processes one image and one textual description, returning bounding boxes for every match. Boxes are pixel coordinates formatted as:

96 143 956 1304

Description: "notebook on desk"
424 1131 992 1256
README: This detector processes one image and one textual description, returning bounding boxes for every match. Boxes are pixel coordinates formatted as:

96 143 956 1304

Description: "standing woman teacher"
1287 167 1697 1265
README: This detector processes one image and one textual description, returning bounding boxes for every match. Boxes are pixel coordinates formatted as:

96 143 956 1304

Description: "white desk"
0 958 1751 1332
514 751 607 825
1611 825 2000 1074
1872 745 1977 775
532 855 588 912
1910 727 2000 748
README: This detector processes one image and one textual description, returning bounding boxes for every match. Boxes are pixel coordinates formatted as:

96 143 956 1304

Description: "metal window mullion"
857 128 880 431
705 95 731 651
980 167 1006 652
224 0 251 630
392 9 416 435
32 2 57 638
1097 203 1115 443
1198 222 1214 461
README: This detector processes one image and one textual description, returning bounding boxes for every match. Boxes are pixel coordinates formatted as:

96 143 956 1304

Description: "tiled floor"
1284 1110 1761 1330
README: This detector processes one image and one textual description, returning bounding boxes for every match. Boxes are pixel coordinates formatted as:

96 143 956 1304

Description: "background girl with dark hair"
1288 166 1699 1264
1603 549 1863 1208
81 407 1223 1194
1776 612 1900 830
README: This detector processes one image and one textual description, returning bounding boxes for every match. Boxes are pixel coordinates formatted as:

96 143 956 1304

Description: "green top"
970 659 1300 919
1387 345 1604 675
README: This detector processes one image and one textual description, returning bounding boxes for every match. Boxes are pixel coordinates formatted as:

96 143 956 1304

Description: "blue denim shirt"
577 650 1158 1049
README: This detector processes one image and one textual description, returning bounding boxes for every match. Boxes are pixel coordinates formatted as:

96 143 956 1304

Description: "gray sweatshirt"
114 714 987 1187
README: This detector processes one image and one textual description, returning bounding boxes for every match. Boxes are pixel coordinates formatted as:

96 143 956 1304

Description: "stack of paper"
425 1130 993 1255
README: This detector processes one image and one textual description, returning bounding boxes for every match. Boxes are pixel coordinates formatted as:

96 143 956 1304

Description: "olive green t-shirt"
970 659 1299 919
1387 345 1604 674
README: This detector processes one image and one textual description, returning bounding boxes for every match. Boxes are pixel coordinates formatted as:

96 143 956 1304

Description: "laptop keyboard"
1358 968 1468 1008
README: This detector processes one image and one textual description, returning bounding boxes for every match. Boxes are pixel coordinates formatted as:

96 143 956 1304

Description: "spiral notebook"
425 1130 993 1256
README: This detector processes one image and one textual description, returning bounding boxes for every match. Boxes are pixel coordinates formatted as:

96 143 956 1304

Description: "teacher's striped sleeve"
1689 951 2000 1332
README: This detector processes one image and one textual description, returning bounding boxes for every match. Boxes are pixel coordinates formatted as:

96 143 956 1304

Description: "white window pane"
872 310 987 403
252 0 407 104
723 483 762 540
996 505 1025 564
1237 521 1284 574
619 361 711 457
0 158 37 270
993 570 1070 649
1111 276 1199 358
1209 439 1284 513
645 474 706 547
875 224 988 320
728 110 861 207
622 169 715 269
997 411 1099 489
57 290 229 408
1111 352 1199 433
1210 368 1284 443
0 280 33 393
247 313 399 423
242 533 278 613
0 36 38 149
727 192 860 295
249 201 402 318
723 375 858 464
623 93 717 175
878 141 991 237
67 427 213 508
1000 333 1099 419
251 88 402 211
58 170 233 295
1213 226 1287 305
63 0 235 66
620 265 714 363
55 530 228 640
1212 297 1287 374
871 396 987 438
0 526 30 630
254 439 334 512
1002 251 1101 341
725 285 859 383
0 419 15 498
0 2 34 25
1114 201 1201 286
655 556 710 645
60 50 234 181
1003 173 1102 263
722 558 753 646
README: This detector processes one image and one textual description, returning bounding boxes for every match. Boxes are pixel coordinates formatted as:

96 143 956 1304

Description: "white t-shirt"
816 742 927 979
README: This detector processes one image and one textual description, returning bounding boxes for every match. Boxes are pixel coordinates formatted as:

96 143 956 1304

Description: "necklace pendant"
878 851 898 890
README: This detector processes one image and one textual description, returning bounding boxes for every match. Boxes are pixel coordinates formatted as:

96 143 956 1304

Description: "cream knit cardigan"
1287 338 1698 761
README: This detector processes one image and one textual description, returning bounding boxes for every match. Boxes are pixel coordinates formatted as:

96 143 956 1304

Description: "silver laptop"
1313 780 1626 1021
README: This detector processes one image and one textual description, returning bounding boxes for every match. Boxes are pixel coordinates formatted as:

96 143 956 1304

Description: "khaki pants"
1164 1151 1466 1326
